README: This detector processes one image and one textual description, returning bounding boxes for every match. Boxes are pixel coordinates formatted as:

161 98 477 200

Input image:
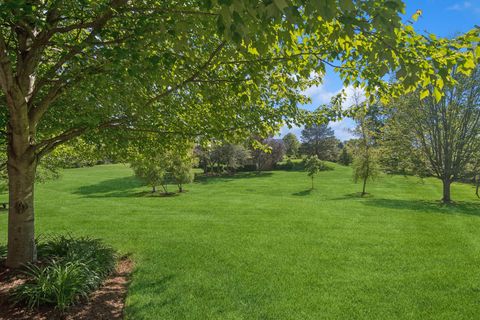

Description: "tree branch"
145 41 226 106
29 0 128 125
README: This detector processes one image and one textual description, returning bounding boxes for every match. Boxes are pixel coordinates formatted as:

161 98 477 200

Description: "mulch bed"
0 257 133 320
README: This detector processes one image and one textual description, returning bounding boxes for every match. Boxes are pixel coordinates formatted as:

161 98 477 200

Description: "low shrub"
12 235 116 312
12 259 95 311
37 235 116 278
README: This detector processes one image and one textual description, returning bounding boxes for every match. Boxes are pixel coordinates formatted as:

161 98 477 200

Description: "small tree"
283 133 300 158
352 147 379 196
130 156 168 193
303 155 331 189
171 152 195 193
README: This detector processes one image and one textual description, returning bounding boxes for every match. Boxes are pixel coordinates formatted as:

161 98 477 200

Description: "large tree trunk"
442 178 452 203
6 139 38 268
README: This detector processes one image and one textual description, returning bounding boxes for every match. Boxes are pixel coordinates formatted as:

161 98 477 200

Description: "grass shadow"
134 191 179 198
329 192 375 201
195 171 273 185
362 198 480 217
292 189 313 196
73 176 144 198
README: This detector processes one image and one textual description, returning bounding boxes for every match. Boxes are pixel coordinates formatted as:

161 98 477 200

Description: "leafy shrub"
37 235 116 278
12 260 95 311
13 235 116 311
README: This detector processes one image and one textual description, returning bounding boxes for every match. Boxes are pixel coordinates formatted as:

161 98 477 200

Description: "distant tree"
381 67 480 203
219 144 250 173
338 147 353 166
301 124 340 161
197 143 249 174
171 147 196 193
251 138 286 171
303 155 331 189
352 147 379 196
131 155 169 193
283 133 300 158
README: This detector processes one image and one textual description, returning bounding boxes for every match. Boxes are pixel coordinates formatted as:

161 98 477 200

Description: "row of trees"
131 146 195 194
342 67 480 202
282 125 346 163
289 67 480 201
197 137 286 173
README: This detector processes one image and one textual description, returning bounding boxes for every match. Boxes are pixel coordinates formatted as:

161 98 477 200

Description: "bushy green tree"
301 124 340 161
283 133 300 158
171 150 195 193
380 67 480 202
198 142 249 174
338 147 353 166
131 155 169 194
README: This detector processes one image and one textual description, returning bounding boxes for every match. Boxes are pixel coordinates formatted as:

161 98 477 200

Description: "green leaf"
433 87 442 102
420 89 430 100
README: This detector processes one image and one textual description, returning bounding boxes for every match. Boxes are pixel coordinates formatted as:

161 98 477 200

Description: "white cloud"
302 83 338 107
279 85 365 141
301 82 365 110
447 1 473 11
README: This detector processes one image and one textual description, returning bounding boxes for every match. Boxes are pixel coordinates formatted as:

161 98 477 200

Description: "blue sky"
280 0 480 141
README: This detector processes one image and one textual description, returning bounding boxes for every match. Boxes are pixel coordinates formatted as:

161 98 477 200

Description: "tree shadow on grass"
361 198 480 217
195 171 273 185
73 176 144 198
292 189 313 196
329 192 374 201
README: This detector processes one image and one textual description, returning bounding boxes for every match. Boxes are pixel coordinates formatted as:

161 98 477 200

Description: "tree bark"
6 139 38 268
442 178 452 203
362 176 367 196
475 174 479 199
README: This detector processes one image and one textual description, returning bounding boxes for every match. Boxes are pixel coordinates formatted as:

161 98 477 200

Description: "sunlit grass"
1 163 480 319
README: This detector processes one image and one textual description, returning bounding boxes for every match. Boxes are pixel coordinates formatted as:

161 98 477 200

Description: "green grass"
1 163 480 319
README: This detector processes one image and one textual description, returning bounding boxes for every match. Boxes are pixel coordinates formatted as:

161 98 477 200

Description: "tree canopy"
381 67 480 202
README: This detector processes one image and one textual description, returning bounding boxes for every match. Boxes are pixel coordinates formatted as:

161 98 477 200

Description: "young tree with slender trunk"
351 94 380 196
303 155 331 190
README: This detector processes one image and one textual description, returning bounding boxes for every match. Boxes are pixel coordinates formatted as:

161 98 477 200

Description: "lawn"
1 163 480 319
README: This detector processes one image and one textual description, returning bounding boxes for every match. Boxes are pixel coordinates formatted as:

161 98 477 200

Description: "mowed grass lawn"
2 163 480 319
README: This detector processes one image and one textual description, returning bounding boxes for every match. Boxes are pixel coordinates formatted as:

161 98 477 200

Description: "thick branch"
29 0 128 125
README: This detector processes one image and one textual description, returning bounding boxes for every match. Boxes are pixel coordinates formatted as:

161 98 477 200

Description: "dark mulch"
0 257 133 320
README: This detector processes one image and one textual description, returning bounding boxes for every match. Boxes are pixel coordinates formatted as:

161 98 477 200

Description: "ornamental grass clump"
12 235 116 312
